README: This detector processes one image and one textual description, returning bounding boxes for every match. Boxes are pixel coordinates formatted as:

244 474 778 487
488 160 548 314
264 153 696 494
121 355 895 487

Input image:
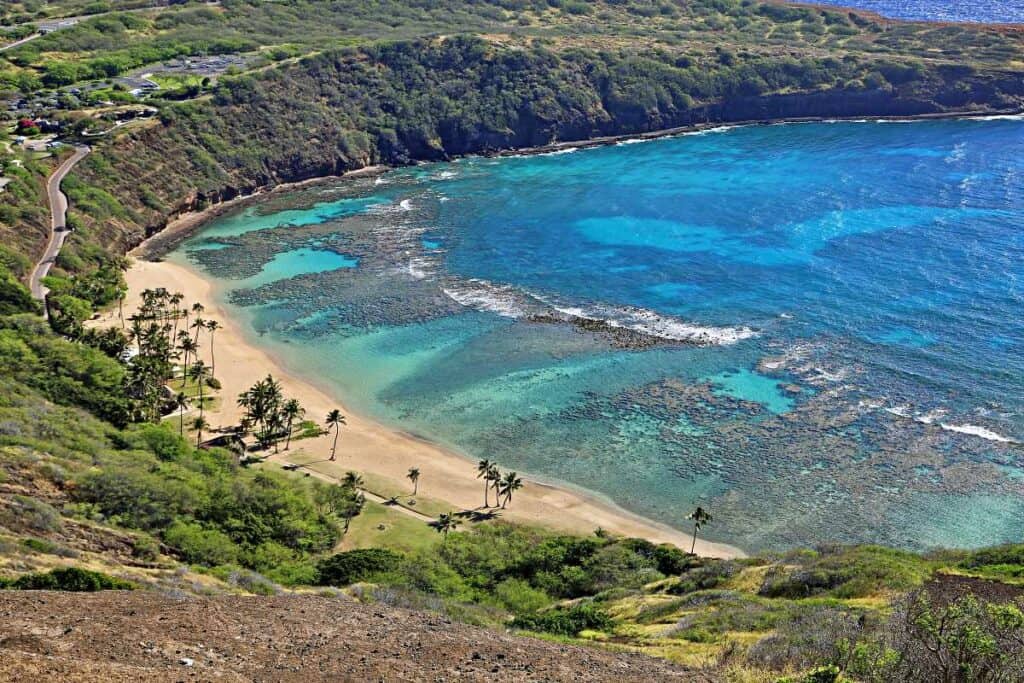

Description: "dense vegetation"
0 301 362 585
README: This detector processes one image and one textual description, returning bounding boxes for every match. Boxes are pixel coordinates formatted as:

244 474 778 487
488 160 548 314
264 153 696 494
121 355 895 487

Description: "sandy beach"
105 252 742 559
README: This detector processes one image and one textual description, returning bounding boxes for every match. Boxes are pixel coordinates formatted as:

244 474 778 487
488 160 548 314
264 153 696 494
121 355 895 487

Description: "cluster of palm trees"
124 288 220 431
236 374 306 452
475 459 523 510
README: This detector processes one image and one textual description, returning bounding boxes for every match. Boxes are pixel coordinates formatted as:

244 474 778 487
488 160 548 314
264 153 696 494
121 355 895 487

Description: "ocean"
174 116 1024 552
802 0 1024 23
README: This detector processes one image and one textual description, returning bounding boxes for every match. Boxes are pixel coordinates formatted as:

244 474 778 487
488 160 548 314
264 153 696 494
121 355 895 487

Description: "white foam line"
441 279 527 318
939 423 1018 444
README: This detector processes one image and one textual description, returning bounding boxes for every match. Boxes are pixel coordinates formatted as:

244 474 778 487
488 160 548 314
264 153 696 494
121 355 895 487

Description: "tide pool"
176 117 1024 552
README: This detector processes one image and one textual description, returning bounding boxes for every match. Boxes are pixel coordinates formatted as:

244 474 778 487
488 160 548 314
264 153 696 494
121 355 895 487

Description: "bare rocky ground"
0 591 715 682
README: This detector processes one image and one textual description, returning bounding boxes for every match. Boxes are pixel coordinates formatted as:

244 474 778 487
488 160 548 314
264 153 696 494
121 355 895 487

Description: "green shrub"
2 567 134 591
512 603 614 636
759 546 932 599
164 521 239 566
317 548 404 586
493 578 552 614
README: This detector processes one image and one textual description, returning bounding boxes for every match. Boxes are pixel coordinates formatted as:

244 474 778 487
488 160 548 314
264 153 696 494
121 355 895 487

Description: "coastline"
112 109 1024 559
109 256 744 559
130 108 1023 261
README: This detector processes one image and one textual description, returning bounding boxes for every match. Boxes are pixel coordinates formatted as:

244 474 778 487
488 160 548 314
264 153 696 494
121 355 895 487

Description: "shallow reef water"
175 118 1024 552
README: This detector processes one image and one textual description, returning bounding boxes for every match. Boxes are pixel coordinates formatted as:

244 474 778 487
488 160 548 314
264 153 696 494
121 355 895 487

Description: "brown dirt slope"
0 591 716 682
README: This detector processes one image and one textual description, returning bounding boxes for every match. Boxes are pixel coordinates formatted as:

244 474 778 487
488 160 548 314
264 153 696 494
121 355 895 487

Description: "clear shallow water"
801 0 1024 23
175 117 1024 552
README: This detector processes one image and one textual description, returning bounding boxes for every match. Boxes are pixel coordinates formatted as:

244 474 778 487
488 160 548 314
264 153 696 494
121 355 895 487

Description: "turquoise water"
802 0 1023 23
175 117 1024 552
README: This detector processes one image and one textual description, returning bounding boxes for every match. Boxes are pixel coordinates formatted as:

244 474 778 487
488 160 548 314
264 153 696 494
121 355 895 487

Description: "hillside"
0 591 710 682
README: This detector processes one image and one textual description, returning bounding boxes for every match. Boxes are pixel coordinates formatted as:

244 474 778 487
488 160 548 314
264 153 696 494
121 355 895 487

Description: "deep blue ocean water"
176 116 1024 552
802 0 1024 23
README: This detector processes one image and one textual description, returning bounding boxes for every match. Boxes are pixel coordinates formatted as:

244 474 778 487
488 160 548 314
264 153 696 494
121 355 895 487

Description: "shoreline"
116 108 1024 559
107 257 744 559
131 108 1023 261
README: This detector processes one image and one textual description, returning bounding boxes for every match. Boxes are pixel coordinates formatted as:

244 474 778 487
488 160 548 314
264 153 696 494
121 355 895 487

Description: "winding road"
29 145 90 302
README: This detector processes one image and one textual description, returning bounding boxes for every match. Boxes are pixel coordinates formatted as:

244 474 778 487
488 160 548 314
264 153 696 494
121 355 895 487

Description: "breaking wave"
440 279 756 345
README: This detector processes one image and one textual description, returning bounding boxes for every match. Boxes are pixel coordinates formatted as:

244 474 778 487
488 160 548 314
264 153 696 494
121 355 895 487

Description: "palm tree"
192 415 208 446
687 506 713 555
205 319 221 374
476 459 494 507
486 464 501 507
188 360 209 419
407 467 420 495
174 392 188 436
498 471 522 509
178 336 197 375
325 409 346 461
282 398 304 450
434 512 461 543
169 292 184 338
341 471 363 489
191 315 205 345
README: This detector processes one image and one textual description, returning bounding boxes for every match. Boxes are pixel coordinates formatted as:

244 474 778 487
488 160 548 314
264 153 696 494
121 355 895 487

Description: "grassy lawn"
358 471 455 520
341 500 440 554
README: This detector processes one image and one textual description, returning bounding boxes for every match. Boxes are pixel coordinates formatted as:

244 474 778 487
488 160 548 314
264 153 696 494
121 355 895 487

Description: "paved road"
0 33 41 52
29 145 90 302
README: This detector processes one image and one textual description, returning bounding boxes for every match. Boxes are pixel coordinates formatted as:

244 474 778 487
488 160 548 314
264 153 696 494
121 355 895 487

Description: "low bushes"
316 548 404 586
759 546 933 599
0 567 134 591
511 603 614 636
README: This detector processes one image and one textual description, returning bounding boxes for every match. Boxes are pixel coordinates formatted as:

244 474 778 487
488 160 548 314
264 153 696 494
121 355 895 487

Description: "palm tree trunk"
210 332 216 374
414 480 418 495
285 419 293 450
691 529 698 555
179 406 184 436
483 480 489 508
330 426 339 460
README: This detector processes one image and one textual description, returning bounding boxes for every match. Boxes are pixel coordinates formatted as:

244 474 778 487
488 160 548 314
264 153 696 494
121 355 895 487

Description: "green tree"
476 459 494 507
188 360 210 419
174 391 188 436
191 414 208 446
282 398 304 450
499 471 523 509
205 319 221 374
434 511 461 543
687 506 712 555
325 408 346 461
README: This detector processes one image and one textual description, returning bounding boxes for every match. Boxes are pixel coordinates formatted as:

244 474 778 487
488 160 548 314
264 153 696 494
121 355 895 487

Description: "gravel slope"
0 591 716 682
